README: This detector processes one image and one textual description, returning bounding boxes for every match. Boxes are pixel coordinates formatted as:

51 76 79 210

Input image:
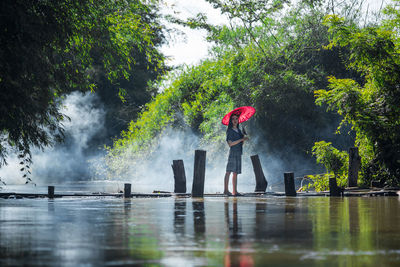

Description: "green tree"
307 141 348 191
0 0 165 178
105 0 362 179
89 1 167 147
315 0 400 186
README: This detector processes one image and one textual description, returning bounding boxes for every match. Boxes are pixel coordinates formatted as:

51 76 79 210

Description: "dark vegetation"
106 0 400 188
1 0 399 188
104 0 360 182
0 0 166 182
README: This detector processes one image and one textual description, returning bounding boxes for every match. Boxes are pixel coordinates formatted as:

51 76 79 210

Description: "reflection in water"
283 198 313 242
348 197 360 234
0 197 399 266
48 199 55 213
224 198 254 267
174 199 186 235
192 200 206 237
254 201 268 240
309 197 400 266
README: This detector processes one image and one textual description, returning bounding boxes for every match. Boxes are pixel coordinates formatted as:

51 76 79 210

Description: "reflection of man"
224 199 254 267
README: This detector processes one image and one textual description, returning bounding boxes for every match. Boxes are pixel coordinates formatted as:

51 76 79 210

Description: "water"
1 196 399 266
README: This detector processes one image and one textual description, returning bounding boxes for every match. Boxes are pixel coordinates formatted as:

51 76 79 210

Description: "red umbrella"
221 106 256 126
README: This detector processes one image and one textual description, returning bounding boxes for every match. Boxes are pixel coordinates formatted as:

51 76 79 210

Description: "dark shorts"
226 152 242 174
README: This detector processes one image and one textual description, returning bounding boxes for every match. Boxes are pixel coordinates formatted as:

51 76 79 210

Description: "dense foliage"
105 0 362 180
0 0 165 180
3 0 397 188
303 141 349 191
315 0 400 186
93 2 167 145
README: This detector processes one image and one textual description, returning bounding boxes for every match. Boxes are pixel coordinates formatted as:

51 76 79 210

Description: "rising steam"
0 91 106 185
1 91 315 193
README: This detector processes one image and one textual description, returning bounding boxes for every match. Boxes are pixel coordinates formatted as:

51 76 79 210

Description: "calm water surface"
1 196 399 266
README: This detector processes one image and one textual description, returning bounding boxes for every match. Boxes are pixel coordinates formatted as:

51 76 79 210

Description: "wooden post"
348 147 361 187
329 177 340 196
124 183 131 198
371 180 381 188
48 186 54 198
192 150 206 197
172 160 187 193
284 172 296 196
251 154 268 192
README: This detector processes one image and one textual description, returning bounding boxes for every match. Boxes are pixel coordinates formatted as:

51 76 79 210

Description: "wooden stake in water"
192 150 206 198
329 177 341 196
48 186 54 198
284 172 296 196
371 180 381 188
348 147 361 187
172 160 187 193
251 154 268 192
124 183 131 198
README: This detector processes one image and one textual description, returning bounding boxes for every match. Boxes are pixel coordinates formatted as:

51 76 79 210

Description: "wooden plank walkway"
0 188 398 199
3 150 399 199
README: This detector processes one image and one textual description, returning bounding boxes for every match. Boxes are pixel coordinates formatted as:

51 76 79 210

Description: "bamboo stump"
284 172 297 196
251 154 268 192
48 186 54 199
192 150 206 197
124 183 131 198
329 177 341 196
371 180 381 188
348 147 361 187
172 160 187 193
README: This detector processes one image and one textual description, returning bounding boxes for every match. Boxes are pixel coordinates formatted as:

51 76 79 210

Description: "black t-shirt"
226 127 244 155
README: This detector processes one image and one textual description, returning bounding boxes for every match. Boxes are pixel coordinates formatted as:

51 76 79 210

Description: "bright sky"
160 0 229 66
160 0 389 67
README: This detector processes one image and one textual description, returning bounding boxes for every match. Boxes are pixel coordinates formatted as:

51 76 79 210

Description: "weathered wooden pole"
192 150 206 197
284 172 297 196
124 183 131 198
48 186 54 198
171 160 187 193
371 180 381 188
348 147 361 187
329 177 341 196
250 154 268 192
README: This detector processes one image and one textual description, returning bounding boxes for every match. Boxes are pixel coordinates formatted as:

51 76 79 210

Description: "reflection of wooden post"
124 183 131 198
348 198 359 234
48 186 54 198
192 201 205 234
329 177 340 196
192 150 206 197
174 200 186 234
348 147 361 187
172 160 187 193
251 155 268 192
284 172 296 196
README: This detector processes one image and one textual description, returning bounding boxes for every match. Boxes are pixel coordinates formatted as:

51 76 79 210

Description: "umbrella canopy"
221 106 256 126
